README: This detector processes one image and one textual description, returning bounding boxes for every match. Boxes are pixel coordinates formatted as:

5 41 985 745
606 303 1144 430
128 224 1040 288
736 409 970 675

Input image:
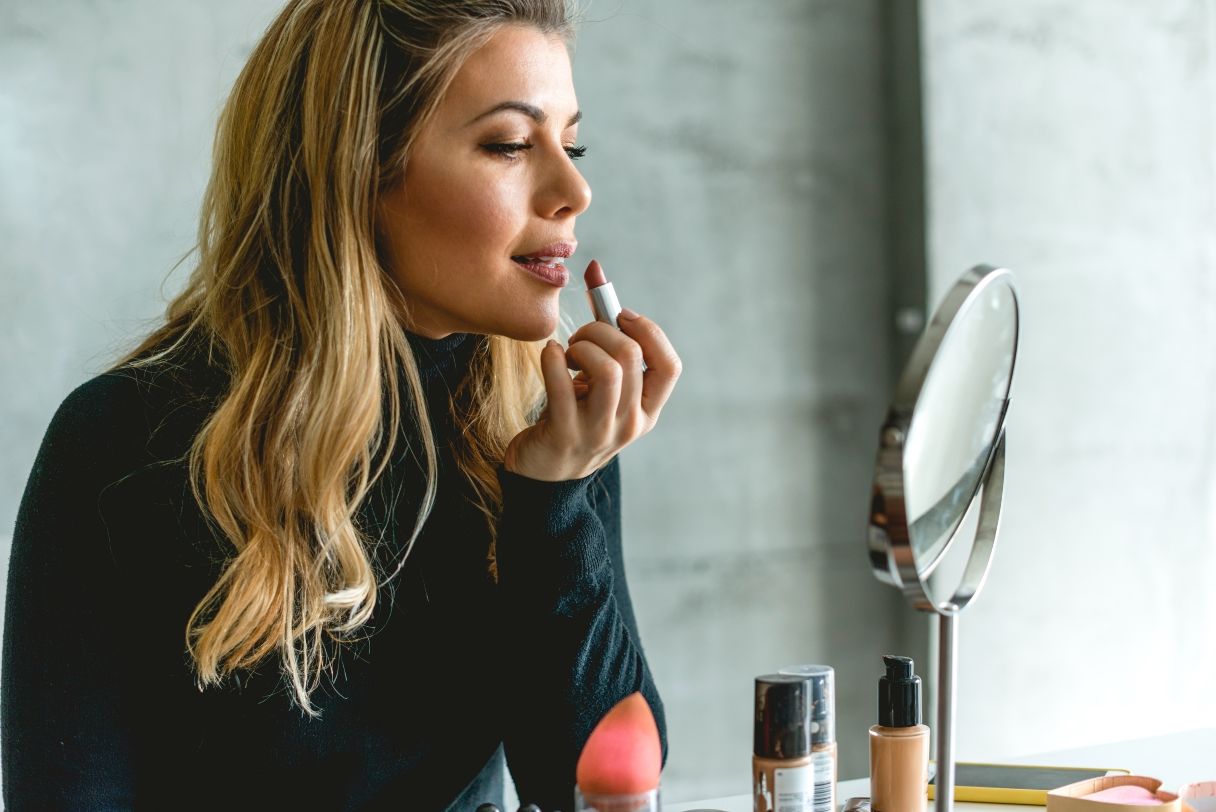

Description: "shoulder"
41 371 153 464
12 373 166 566
38 347 222 482
24 373 157 512
57 368 146 418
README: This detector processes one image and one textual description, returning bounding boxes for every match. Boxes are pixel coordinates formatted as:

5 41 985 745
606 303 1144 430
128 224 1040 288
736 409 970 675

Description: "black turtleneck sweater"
1 332 665 811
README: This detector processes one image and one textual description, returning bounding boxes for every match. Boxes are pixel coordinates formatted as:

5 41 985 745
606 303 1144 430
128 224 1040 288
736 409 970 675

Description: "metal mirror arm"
933 431 1006 812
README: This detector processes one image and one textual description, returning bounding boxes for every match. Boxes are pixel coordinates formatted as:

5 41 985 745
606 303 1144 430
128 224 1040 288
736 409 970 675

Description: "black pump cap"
754 674 812 758
878 655 921 727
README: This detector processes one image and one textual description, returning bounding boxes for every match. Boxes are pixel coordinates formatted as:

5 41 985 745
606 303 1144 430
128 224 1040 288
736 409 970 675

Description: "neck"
406 330 477 379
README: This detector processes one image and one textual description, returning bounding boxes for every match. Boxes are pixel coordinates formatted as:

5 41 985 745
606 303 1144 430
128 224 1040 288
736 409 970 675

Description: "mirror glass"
902 274 1018 578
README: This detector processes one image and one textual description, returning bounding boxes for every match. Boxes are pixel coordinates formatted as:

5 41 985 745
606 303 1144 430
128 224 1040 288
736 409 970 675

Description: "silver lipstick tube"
586 281 647 372
586 281 622 327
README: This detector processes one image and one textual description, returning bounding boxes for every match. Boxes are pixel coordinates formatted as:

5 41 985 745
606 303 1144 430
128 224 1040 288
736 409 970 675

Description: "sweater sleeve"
2 375 144 810
494 455 667 811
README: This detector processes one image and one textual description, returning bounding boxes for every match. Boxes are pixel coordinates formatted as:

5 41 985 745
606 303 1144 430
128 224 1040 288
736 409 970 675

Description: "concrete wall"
920 0 1216 761
1 0 905 805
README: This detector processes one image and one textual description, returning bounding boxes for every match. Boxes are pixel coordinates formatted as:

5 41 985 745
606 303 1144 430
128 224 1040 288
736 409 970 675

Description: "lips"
512 256 569 287
512 255 566 268
511 241 575 264
510 241 575 287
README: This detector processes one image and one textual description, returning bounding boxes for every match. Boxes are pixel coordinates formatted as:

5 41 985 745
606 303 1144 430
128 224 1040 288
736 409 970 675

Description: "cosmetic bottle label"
811 750 835 812
774 765 813 812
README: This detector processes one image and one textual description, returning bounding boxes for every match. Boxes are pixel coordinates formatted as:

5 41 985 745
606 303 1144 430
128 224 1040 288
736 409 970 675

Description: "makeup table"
667 728 1216 812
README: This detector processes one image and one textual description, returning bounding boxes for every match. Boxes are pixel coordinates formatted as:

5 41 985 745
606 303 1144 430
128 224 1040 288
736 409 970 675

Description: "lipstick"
584 260 623 328
584 260 647 372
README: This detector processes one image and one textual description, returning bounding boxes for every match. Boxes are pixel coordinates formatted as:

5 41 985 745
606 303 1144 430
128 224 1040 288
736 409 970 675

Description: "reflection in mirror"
903 278 1018 575
868 266 1020 606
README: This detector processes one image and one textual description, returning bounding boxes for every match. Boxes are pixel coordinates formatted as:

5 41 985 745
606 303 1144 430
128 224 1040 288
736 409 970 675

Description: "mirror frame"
867 264 1019 614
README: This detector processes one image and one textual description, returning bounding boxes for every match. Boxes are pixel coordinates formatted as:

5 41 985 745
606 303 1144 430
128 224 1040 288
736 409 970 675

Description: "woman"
1 1 680 809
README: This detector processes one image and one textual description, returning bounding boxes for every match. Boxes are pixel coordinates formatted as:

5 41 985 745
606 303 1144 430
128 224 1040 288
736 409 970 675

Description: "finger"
564 322 634 370
567 318 615 344
563 339 622 437
566 320 645 420
539 340 576 430
613 312 682 419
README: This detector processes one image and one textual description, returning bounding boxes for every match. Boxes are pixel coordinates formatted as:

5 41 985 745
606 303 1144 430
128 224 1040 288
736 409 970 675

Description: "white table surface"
666 727 1216 812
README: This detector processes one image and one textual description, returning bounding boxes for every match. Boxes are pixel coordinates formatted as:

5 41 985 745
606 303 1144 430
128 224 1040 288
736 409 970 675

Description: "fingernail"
618 307 640 320
546 339 559 349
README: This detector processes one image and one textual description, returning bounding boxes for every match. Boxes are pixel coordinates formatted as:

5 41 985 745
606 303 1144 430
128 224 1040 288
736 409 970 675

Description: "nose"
536 146 592 219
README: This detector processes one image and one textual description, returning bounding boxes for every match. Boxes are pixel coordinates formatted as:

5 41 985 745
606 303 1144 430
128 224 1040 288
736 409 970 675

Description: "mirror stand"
923 434 1006 812
936 611 957 812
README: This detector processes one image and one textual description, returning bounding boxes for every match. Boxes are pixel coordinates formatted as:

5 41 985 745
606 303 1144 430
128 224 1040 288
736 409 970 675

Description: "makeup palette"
1180 781 1216 812
1048 776 1183 812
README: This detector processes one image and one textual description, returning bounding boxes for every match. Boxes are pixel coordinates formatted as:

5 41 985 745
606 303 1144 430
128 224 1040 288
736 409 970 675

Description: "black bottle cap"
878 655 921 727
777 664 835 745
754 674 813 759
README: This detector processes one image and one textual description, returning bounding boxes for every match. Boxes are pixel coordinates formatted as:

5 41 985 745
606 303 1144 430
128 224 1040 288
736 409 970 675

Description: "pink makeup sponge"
575 692 662 795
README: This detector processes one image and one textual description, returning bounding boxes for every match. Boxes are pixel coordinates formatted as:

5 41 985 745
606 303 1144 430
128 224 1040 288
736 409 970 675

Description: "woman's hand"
503 309 682 482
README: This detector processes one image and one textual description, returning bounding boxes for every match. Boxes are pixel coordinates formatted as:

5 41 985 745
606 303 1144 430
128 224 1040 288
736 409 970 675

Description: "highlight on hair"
118 0 577 715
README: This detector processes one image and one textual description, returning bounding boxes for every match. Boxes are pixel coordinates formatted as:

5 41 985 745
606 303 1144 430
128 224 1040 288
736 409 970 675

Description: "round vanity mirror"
869 265 1018 611
866 264 1019 812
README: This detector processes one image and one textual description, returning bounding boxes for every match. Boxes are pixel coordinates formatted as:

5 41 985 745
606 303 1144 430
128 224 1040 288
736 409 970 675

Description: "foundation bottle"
868 656 930 812
753 668 836 812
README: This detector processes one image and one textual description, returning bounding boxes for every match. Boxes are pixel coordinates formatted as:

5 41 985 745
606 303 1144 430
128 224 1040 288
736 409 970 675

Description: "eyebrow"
465 100 582 128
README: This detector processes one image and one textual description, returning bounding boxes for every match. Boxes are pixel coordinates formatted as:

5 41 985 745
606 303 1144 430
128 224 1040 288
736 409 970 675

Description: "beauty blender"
575 692 662 796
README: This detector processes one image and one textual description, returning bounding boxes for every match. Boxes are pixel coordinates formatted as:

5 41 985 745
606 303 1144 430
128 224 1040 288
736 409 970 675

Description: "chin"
493 305 561 343
504 322 559 342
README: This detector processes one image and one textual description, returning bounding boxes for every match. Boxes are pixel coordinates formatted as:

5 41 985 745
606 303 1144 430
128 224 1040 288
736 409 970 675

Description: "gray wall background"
920 0 1216 763
3 0 1213 807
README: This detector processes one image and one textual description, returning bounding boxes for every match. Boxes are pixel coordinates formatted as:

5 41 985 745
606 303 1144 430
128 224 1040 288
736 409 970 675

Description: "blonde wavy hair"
120 0 577 715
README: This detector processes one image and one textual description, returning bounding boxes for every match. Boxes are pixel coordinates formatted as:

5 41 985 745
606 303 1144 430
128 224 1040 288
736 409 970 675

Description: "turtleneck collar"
406 331 479 380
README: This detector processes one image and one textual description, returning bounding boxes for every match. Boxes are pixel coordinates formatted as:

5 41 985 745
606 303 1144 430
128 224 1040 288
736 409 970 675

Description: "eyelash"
482 142 588 161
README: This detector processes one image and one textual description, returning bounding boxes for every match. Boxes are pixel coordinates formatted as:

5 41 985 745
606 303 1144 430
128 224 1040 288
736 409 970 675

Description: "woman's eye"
482 142 532 159
480 142 588 162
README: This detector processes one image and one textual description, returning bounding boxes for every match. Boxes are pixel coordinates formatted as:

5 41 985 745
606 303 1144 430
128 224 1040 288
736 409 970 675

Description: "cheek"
413 165 524 258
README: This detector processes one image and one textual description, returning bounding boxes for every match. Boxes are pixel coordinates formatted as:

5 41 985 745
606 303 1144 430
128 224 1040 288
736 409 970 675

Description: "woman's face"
378 24 591 341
